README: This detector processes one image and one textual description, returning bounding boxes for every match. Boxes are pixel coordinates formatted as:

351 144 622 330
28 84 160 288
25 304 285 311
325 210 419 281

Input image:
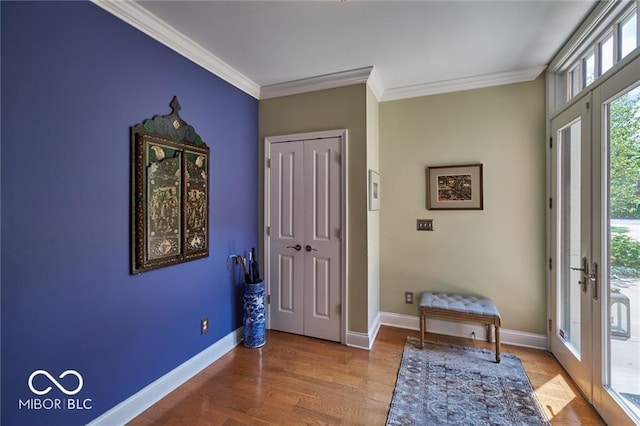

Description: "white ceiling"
119 1 597 100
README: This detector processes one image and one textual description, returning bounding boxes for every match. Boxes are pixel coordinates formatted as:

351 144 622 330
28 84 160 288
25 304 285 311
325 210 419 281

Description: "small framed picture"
426 163 483 210
369 169 380 211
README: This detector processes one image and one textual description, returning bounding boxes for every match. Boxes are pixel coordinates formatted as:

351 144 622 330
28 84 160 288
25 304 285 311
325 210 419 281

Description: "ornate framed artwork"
131 97 210 274
426 163 483 210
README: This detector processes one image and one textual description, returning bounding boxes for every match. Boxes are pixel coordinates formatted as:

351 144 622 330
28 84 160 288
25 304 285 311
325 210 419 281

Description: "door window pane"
608 85 640 420
560 120 583 354
569 65 581 100
584 52 596 87
601 35 614 74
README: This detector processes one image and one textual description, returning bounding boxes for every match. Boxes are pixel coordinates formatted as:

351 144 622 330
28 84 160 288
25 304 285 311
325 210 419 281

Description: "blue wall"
1 2 258 425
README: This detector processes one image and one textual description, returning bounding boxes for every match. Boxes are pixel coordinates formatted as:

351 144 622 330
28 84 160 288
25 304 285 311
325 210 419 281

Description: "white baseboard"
88 327 244 426
345 314 380 351
379 311 548 350
346 330 371 350
346 312 381 350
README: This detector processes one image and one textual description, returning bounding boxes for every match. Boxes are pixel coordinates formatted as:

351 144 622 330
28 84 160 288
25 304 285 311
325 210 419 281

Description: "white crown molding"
260 66 374 100
381 66 547 102
91 0 261 99
367 67 385 101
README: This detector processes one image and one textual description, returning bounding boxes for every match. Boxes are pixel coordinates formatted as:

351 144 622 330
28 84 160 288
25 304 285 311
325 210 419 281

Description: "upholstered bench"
419 292 502 362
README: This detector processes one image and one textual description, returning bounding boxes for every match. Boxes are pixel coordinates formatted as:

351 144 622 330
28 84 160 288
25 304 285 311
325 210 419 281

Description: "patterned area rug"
386 337 550 425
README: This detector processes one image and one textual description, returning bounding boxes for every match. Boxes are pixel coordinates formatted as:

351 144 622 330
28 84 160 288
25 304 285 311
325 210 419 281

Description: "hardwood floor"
129 326 605 425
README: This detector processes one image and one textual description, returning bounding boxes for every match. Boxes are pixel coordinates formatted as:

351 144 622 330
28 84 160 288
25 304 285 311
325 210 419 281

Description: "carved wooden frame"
131 97 210 274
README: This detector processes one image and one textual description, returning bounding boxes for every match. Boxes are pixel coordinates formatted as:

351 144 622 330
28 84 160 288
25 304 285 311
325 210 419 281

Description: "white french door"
265 130 345 343
591 54 640 425
550 92 594 400
551 54 640 425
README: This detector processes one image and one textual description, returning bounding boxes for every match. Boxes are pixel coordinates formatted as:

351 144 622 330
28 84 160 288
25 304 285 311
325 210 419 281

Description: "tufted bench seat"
419 292 502 362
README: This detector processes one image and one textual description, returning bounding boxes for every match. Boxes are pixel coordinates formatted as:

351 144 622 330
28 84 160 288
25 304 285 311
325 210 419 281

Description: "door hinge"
266 226 271 236
266 158 271 168
336 228 342 239
548 318 552 332
267 294 271 305
549 136 553 149
586 101 590 111
549 258 553 270
549 197 553 209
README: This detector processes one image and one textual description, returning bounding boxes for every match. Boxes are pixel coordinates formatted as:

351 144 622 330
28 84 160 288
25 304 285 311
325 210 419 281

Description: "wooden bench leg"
420 312 425 349
495 325 501 363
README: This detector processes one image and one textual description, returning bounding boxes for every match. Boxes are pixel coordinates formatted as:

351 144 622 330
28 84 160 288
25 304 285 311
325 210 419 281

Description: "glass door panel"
559 120 584 354
606 85 640 420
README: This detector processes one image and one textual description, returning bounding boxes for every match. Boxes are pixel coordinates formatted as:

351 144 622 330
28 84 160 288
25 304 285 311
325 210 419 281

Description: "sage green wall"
379 76 547 334
366 86 381 331
259 84 370 334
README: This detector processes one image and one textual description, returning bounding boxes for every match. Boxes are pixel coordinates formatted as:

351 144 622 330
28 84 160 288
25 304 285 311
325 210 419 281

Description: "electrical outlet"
200 317 209 334
417 219 433 231
405 292 414 304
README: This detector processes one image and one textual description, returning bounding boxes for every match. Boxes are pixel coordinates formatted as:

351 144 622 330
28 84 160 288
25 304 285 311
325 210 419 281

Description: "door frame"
263 129 348 344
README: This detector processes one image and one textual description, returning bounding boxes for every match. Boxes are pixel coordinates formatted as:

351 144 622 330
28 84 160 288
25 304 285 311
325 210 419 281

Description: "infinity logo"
28 370 83 396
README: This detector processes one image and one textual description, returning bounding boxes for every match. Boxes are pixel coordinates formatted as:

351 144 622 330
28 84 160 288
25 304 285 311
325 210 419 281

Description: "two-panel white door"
267 135 342 342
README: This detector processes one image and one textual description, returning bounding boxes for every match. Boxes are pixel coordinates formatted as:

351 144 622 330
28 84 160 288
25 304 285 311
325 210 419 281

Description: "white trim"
90 0 260 99
259 65 547 102
264 130 348 345
379 312 548 350
367 67 385 101
345 312 382 350
370 312 382 346
346 331 371 350
264 129 348 144
380 66 547 102
88 327 243 426
500 329 549 350
380 312 420 331
260 67 374 99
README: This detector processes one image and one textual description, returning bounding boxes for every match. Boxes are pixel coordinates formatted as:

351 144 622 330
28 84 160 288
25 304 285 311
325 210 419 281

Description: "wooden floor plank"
129 326 605 425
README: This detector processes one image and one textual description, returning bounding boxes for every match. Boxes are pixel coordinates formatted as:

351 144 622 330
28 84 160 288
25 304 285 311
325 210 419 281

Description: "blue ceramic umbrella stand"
242 281 266 348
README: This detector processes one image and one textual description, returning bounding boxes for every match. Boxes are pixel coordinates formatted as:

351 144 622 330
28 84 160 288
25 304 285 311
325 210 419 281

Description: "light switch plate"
417 219 433 231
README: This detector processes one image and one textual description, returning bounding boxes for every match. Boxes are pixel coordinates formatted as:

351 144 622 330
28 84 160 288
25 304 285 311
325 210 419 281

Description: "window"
601 34 614 74
584 50 596 87
567 64 580 99
563 3 639 101
620 11 637 58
